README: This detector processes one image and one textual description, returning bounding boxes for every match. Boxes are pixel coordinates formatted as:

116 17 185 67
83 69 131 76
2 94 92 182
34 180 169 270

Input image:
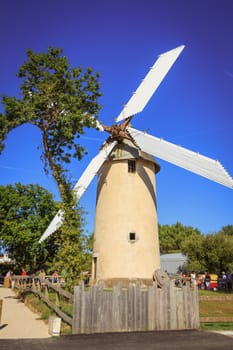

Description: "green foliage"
0 46 102 204
0 183 58 272
50 205 92 290
181 228 233 273
158 221 201 254
159 222 233 273
219 225 233 236
181 232 206 272
0 47 101 286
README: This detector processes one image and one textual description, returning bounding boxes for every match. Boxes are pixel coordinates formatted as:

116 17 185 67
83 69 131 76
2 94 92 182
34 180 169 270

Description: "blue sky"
0 0 232 236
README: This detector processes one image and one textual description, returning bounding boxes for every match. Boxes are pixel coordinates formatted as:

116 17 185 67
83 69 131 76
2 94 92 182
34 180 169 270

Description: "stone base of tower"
90 277 154 288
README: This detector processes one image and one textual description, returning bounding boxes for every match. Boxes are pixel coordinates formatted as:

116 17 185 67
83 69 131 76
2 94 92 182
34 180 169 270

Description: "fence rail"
13 275 73 326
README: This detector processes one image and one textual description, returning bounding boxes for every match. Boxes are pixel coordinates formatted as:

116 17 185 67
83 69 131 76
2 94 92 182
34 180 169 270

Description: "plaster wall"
92 143 160 284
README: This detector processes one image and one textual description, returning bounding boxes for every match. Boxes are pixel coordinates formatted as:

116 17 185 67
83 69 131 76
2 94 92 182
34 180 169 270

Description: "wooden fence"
7 275 233 334
13 276 73 326
72 281 199 334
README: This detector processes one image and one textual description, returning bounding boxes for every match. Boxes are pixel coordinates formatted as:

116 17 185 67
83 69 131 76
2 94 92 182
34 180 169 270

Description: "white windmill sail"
115 45 185 122
128 127 233 189
39 141 117 242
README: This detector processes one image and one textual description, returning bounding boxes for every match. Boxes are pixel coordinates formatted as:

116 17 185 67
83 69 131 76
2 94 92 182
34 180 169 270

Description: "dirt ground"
0 286 50 339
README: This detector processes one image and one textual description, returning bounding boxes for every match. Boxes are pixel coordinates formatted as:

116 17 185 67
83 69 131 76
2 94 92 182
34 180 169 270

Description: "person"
39 269 46 279
6 270 11 277
38 269 46 285
204 272 211 290
52 270 58 283
5 270 13 288
201 272 206 287
190 271 196 287
220 271 227 289
177 272 185 287
10 271 15 289
197 275 202 289
21 268 27 276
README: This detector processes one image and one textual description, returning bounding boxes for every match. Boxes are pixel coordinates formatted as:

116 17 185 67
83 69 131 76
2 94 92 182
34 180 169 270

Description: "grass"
46 290 73 317
198 289 217 296
200 322 233 331
199 299 233 317
198 289 233 331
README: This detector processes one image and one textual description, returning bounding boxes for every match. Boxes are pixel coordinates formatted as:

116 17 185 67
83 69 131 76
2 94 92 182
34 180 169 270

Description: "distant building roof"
160 253 187 274
0 252 12 264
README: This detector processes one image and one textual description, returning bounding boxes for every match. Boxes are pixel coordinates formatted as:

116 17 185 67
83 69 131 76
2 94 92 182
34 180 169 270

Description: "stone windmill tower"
92 138 161 287
40 45 233 286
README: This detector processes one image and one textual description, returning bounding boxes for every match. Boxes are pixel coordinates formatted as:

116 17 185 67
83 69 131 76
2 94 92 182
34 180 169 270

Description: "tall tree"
0 47 102 204
181 232 206 272
0 47 102 285
0 183 58 272
181 229 233 273
219 225 233 236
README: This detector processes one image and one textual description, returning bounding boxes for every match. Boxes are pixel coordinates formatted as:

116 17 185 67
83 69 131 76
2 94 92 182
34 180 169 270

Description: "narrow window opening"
93 257 97 280
128 160 136 173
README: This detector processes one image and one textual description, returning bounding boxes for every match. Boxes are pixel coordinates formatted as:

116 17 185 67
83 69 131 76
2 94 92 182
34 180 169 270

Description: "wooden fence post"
55 291 60 307
0 299 3 325
72 285 81 334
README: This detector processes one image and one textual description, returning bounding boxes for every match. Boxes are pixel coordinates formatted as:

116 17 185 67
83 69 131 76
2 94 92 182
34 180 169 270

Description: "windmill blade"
39 141 117 243
115 45 185 122
128 127 233 189
72 141 117 201
38 209 64 243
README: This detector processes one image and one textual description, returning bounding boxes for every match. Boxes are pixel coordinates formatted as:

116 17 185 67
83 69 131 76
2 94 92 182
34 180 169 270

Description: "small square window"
128 232 138 243
129 232 136 241
128 160 136 173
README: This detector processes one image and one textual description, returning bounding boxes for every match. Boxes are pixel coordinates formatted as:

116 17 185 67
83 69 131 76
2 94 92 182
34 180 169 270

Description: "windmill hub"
102 117 133 143
105 124 132 142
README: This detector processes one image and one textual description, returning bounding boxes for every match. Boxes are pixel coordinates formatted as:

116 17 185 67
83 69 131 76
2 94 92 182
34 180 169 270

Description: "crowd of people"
175 270 233 291
3 268 66 288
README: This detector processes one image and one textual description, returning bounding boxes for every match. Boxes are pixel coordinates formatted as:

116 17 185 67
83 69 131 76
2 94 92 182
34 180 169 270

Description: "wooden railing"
13 275 73 326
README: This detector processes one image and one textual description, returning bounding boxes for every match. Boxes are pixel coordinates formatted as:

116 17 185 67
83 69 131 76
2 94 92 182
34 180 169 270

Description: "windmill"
39 45 233 287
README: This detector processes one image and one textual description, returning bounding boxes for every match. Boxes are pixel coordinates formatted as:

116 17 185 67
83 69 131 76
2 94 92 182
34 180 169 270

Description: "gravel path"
0 286 50 339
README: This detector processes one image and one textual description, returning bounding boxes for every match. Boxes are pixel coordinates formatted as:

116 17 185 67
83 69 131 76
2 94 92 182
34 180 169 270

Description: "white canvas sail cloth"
127 127 233 189
39 141 117 243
